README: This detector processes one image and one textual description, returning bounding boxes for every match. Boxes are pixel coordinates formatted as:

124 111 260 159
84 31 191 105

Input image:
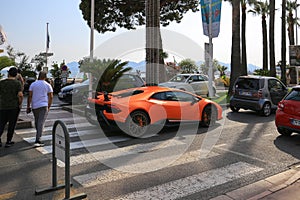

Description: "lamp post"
89 0 95 98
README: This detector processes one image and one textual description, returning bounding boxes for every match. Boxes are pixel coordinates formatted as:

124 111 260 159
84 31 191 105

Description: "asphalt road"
2 104 300 200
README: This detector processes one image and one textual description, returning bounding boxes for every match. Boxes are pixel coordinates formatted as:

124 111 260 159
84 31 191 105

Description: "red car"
275 85 300 136
88 86 223 137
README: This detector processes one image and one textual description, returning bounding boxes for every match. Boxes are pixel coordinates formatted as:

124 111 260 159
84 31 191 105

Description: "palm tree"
269 0 276 77
281 0 287 85
241 0 248 75
79 58 132 92
228 0 241 95
249 0 269 71
286 0 299 84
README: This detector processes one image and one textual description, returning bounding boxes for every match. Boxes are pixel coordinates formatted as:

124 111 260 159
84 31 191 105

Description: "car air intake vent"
117 90 144 98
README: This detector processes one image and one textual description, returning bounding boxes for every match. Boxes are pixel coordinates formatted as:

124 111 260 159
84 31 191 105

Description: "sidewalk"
212 166 300 200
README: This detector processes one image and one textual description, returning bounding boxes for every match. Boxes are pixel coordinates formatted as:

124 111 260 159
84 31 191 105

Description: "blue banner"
200 0 222 38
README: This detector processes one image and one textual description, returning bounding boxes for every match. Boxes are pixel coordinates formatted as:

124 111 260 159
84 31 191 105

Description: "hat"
8 67 18 77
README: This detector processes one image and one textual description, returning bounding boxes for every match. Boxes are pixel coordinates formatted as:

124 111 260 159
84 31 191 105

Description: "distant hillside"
127 60 261 73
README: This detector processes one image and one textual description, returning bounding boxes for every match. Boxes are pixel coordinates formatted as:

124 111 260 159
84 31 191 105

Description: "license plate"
239 91 251 96
291 119 300 126
58 93 64 98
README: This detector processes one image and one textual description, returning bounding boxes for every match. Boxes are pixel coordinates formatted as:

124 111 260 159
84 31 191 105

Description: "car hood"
61 83 88 92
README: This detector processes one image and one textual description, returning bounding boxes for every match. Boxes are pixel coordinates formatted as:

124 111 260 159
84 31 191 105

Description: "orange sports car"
88 86 223 137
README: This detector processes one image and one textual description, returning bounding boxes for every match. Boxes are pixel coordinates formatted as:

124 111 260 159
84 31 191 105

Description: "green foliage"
0 56 15 70
79 58 132 92
178 58 198 73
79 0 199 33
21 70 37 78
49 62 63 78
217 65 228 77
200 59 219 75
253 69 270 76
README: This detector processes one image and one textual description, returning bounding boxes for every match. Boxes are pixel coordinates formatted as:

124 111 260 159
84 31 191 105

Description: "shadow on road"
274 134 300 160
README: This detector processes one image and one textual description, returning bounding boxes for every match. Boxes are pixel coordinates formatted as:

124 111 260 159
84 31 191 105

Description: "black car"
58 74 145 104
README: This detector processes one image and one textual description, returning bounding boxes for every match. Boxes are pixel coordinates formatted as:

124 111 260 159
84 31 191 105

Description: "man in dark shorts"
0 67 23 148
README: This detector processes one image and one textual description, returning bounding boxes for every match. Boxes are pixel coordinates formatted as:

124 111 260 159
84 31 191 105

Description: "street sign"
40 52 54 57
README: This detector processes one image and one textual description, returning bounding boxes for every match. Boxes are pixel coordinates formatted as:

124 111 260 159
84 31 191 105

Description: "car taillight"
258 89 262 98
277 101 284 111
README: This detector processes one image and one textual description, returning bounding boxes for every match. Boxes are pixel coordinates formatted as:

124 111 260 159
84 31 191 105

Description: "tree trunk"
288 12 297 84
241 3 247 75
269 0 276 77
145 0 167 84
229 0 241 95
281 0 287 85
262 15 268 71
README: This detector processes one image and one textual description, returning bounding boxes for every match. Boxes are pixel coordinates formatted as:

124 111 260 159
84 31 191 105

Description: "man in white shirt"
27 71 53 147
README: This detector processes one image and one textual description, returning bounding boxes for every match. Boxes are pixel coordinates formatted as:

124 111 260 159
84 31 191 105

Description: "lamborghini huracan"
87 86 223 137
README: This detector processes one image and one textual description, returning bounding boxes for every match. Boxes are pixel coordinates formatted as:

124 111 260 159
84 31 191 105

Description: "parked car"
58 74 145 104
87 86 223 138
275 85 300 136
230 76 288 116
159 74 216 97
23 77 36 94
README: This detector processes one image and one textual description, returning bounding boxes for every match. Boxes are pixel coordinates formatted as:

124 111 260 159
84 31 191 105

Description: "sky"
0 0 296 68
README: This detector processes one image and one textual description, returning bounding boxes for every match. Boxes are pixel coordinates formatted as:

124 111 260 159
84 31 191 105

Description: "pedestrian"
16 68 25 92
27 71 53 147
0 67 23 148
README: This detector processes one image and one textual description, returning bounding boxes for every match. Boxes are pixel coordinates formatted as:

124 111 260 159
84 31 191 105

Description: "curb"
211 167 300 200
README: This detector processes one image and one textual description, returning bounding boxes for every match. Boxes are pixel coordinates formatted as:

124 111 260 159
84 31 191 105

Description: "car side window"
268 79 284 91
173 91 195 102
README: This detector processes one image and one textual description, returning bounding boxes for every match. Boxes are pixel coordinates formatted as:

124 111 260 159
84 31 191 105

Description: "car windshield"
170 75 190 82
285 89 300 101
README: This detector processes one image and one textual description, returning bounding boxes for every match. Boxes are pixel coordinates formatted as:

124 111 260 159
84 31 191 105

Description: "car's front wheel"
201 105 217 127
125 110 150 138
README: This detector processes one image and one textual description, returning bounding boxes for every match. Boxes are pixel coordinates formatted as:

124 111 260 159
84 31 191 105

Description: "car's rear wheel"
201 105 217 127
230 105 240 112
277 127 292 136
261 102 271 117
125 110 150 138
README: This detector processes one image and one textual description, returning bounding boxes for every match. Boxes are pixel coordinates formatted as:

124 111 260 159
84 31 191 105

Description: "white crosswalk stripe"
111 162 263 200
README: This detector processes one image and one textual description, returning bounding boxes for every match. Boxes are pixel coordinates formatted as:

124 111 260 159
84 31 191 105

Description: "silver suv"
159 74 216 96
230 76 288 116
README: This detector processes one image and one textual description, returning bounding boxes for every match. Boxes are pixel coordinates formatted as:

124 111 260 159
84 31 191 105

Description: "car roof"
238 75 276 80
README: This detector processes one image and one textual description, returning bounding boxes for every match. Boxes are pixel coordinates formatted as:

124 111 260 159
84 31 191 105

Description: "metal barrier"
35 120 87 200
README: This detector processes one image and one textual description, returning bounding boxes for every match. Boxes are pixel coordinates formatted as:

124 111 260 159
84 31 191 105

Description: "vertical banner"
200 0 222 38
0 25 7 45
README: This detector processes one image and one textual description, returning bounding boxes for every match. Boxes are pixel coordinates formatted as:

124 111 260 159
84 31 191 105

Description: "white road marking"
239 137 252 142
73 150 220 187
110 162 263 200
16 122 94 135
34 135 131 154
22 128 103 143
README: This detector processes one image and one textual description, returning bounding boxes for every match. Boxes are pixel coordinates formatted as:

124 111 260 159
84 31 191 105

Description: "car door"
163 91 200 121
268 79 288 105
189 75 208 95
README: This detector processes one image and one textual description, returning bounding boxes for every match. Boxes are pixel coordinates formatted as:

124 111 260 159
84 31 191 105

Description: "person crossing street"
27 71 53 147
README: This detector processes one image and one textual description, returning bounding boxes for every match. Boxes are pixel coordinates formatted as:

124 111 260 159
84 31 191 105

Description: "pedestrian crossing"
16 109 268 200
